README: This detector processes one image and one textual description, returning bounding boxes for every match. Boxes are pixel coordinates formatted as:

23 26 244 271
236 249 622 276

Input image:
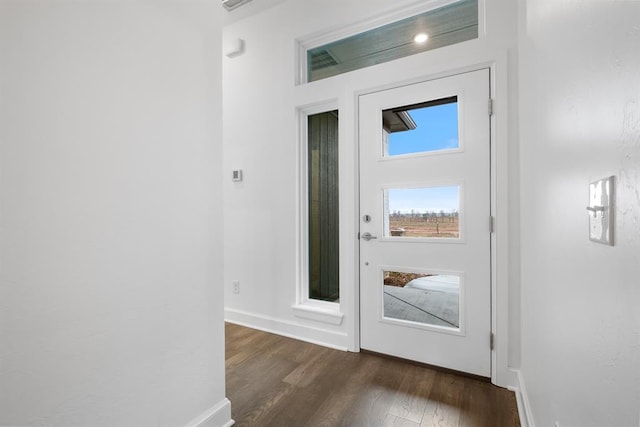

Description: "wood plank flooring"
226 323 520 427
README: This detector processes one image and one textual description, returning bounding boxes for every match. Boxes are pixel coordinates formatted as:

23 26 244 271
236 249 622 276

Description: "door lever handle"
361 232 377 241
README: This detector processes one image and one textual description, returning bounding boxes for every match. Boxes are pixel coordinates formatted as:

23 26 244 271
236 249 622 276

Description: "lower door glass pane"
383 270 460 329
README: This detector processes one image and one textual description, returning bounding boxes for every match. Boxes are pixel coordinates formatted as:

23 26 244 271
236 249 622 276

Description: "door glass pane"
308 110 339 302
383 97 458 157
385 186 460 238
383 270 460 329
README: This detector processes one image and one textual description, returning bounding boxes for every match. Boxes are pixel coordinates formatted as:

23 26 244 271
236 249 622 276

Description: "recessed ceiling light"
414 33 429 44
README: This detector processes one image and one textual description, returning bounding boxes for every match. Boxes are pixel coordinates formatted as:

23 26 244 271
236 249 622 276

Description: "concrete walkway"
383 275 460 328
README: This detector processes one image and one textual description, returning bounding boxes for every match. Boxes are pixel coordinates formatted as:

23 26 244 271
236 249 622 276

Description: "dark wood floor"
226 323 520 427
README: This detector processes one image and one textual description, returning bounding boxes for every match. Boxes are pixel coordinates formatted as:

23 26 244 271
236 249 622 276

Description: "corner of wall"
184 398 234 427
508 368 535 427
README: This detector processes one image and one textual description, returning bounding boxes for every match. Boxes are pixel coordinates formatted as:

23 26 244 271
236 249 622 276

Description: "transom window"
306 0 478 82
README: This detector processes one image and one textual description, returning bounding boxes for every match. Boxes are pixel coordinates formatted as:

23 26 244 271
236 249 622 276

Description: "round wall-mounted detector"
413 33 429 43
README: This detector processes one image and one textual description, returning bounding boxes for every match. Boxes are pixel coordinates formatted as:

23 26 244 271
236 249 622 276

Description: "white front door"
359 69 491 377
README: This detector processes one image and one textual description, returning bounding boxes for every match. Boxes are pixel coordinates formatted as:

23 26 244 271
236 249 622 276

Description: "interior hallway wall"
0 1 230 426
518 1 640 425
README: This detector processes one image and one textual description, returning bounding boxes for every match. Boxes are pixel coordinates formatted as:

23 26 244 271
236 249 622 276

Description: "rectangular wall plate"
587 176 614 245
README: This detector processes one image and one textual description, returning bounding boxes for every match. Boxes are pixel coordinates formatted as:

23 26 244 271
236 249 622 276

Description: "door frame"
350 59 510 386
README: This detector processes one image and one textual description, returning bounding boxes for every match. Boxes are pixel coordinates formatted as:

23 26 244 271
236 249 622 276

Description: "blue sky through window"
388 186 459 214
387 102 458 156
387 102 459 214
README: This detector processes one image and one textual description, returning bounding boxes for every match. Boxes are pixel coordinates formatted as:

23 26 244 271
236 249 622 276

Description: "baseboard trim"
225 308 349 351
507 368 535 427
184 398 234 427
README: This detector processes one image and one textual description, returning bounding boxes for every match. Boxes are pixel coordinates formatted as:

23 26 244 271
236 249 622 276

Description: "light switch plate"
588 176 614 245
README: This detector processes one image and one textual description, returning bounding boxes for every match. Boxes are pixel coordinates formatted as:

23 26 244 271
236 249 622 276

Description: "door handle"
361 232 377 241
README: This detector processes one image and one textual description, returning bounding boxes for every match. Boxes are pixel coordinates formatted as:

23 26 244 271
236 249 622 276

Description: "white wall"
518 1 640 426
223 0 520 385
0 1 230 426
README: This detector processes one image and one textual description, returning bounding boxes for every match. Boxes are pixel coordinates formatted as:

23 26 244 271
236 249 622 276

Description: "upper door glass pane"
383 97 458 157
306 0 478 82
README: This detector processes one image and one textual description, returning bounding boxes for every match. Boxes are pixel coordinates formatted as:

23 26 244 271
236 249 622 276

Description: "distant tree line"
390 210 458 223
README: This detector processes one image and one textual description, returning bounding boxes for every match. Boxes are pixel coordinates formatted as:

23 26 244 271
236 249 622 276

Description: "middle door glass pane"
384 186 460 238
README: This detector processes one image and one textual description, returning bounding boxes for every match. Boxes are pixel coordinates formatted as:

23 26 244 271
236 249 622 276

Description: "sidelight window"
307 110 339 302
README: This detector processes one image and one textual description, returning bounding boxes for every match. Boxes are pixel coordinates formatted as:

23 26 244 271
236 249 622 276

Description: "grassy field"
389 215 459 238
